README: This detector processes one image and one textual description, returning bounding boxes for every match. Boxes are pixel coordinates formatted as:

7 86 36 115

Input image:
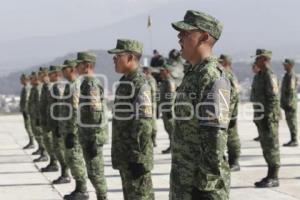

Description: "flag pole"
147 15 153 56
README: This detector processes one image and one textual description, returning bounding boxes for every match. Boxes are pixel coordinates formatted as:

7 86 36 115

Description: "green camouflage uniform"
145 73 158 145
40 81 58 165
75 51 108 200
20 80 34 144
170 57 231 200
28 77 46 152
170 10 231 200
109 39 154 200
78 75 108 200
224 68 241 166
280 69 298 142
47 67 70 178
159 73 176 145
251 73 261 135
252 65 281 176
59 77 88 192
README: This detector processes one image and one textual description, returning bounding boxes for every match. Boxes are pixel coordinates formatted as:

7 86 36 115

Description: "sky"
1 0 300 75
0 0 173 43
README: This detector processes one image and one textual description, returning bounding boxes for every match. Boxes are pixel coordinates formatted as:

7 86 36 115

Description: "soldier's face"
255 57 266 69
283 64 292 72
178 30 202 62
113 53 129 74
76 63 86 75
31 77 37 85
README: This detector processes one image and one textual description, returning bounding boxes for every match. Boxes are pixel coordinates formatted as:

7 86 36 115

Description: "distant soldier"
251 49 280 188
219 54 241 172
109 39 154 200
39 67 59 172
281 58 298 147
167 49 184 87
47 65 71 184
170 10 231 199
250 62 261 141
75 52 108 200
28 71 48 162
159 65 176 154
20 74 35 149
143 66 158 147
60 60 89 200
150 49 165 68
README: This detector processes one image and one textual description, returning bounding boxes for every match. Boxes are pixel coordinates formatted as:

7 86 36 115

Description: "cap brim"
107 49 126 54
252 54 272 59
171 21 198 31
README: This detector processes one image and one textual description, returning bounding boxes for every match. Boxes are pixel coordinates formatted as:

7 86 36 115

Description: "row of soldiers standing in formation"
20 53 108 200
19 9 298 200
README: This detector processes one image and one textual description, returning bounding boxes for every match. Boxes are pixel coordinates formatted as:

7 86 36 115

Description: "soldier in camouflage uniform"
109 39 155 200
143 66 158 147
20 74 35 149
159 65 176 154
39 67 59 172
28 71 48 162
170 10 231 200
47 65 71 184
250 62 261 142
75 52 108 200
281 58 298 147
219 54 241 172
167 49 184 87
251 49 281 188
60 60 89 200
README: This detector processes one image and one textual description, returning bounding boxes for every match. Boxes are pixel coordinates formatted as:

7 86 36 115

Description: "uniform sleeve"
286 74 297 108
198 73 231 129
264 72 279 118
20 87 25 112
130 83 153 164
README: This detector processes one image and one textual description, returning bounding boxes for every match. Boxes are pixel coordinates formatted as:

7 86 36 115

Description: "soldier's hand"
128 162 147 179
65 133 75 149
87 140 98 158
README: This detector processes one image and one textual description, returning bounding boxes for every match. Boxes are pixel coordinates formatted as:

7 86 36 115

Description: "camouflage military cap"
20 74 29 80
74 52 97 64
30 71 38 78
283 58 295 66
252 49 272 59
48 65 63 74
218 54 232 62
171 10 223 40
62 59 77 70
108 39 143 54
38 67 48 75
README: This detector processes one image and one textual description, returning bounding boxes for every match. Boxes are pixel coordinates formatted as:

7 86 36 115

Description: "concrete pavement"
0 103 299 199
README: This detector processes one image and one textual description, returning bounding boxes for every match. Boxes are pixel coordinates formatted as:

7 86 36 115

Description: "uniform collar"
191 56 218 72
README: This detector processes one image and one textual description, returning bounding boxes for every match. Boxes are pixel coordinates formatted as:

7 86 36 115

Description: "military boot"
23 142 35 150
41 161 59 172
32 148 42 155
52 176 71 184
33 150 48 162
162 146 171 154
63 181 89 200
283 140 298 147
255 167 279 188
255 177 279 188
230 162 240 172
